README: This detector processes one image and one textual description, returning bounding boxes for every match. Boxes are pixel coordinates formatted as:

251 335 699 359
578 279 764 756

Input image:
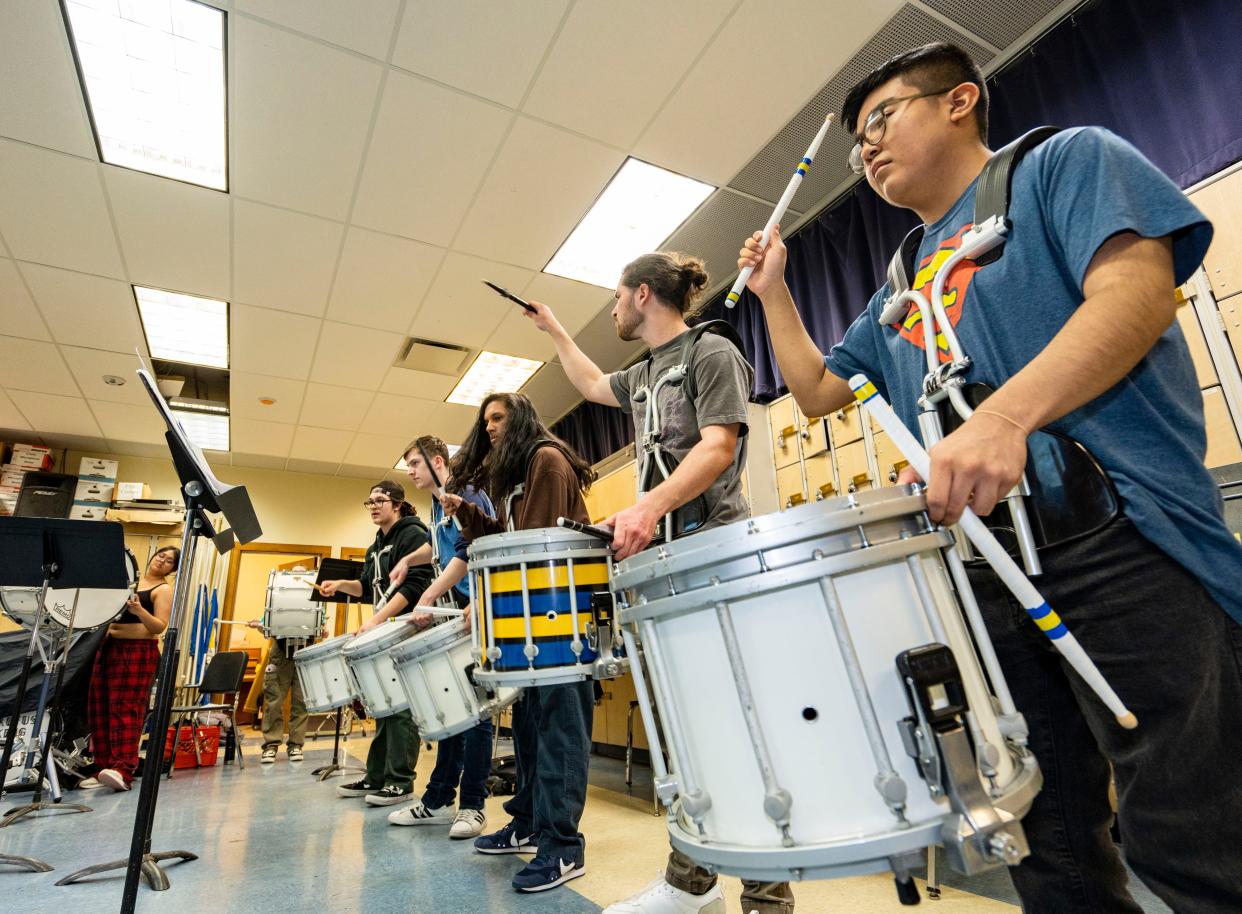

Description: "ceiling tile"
42 433 110 454
0 140 124 278
391 0 570 108
431 401 480 445
455 119 624 271
229 371 308 423
327 227 444 331
297 383 375 431
60 346 152 406
361 392 438 432
523 0 734 148
520 272 613 338
232 0 401 59
19 262 146 354
231 452 289 471
285 457 344 475
104 166 230 300
233 200 344 317
308 321 405 390
634 1 902 186
230 417 295 458
0 389 33 431
230 304 322 380
338 462 395 480
379 365 457 402
108 441 173 460
352 72 512 247
89 399 168 445
291 425 350 464
409 252 531 349
483 309 556 362
343 431 411 468
0 2 97 157
0 259 50 341
230 18 384 220
0 336 80 396
521 361 583 424
8 390 102 438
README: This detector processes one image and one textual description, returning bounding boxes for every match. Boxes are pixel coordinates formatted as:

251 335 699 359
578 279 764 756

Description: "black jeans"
503 681 595 865
422 719 494 811
967 516 1242 914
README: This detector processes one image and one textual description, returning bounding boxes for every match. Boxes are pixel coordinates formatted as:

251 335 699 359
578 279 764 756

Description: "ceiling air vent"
393 337 475 376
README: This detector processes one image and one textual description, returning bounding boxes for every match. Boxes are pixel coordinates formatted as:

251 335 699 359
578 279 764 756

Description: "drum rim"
293 631 353 659
342 620 418 658
468 525 608 558
612 488 931 590
389 618 468 662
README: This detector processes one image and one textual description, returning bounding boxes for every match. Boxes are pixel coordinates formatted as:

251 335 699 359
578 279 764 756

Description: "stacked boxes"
72 456 119 521
0 443 53 516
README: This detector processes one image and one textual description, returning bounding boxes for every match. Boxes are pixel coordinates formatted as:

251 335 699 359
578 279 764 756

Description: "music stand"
57 362 260 911
309 558 364 781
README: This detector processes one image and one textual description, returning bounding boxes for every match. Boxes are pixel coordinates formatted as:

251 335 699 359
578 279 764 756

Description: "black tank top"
116 583 166 624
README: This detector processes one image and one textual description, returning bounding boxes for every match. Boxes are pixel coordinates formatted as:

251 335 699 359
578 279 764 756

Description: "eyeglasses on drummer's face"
362 497 393 509
847 87 955 175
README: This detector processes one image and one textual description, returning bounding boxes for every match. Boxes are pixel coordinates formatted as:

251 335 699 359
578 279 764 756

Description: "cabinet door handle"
815 483 836 500
887 459 909 483
776 423 797 447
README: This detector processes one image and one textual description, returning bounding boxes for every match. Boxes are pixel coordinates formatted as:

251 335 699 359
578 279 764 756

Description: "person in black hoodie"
319 480 433 807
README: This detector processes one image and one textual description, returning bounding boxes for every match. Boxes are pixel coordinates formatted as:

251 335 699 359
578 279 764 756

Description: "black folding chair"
166 651 248 777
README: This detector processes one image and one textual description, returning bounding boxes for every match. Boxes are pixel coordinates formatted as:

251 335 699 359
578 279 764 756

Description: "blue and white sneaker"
512 854 585 893
473 820 537 855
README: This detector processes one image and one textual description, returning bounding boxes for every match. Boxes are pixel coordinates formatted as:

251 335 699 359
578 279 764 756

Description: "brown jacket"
458 444 589 539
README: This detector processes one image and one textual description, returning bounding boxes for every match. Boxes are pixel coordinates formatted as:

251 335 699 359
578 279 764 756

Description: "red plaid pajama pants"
88 637 159 785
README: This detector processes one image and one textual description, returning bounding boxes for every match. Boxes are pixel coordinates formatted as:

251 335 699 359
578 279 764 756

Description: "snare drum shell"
264 571 324 639
294 633 357 712
343 622 419 718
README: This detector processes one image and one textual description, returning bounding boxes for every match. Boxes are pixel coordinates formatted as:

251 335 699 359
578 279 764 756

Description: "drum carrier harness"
631 320 747 543
879 126 1119 575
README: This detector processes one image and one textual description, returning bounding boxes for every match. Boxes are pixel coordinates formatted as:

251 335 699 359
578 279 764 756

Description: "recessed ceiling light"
102 374 126 386
135 286 228 369
63 0 228 190
258 397 277 406
544 157 714 289
446 352 543 407
172 409 228 450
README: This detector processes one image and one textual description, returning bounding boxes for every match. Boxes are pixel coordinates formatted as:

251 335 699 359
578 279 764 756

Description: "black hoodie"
359 515 433 612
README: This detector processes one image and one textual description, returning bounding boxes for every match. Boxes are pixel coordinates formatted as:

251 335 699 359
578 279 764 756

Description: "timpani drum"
294 633 357 713
613 486 1041 886
467 527 626 688
343 621 419 719
262 569 324 641
0 548 138 631
391 617 520 741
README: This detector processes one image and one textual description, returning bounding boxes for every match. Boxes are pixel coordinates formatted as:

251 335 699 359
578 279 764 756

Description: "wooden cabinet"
776 461 807 508
828 403 865 447
804 451 838 501
873 431 910 487
1203 385 1242 468
802 415 830 456
585 461 637 523
592 671 648 751
1190 169 1242 300
768 396 801 469
836 440 874 493
1176 301 1219 389
1217 295 1242 378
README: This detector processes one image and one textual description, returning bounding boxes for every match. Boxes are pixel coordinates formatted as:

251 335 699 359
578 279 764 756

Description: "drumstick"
557 517 616 543
848 374 1139 730
415 439 463 531
482 279 537 313
726 114 834 308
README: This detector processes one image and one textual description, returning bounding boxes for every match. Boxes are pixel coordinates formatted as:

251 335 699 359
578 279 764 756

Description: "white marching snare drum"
262 570 324 641
343 621 419 718
0 548 138 631
613 486 1042 886
294 633 357 713
391 617 520 741
468 526 626 688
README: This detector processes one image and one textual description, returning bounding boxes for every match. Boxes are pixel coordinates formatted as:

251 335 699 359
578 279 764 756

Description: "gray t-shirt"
609 329 753 533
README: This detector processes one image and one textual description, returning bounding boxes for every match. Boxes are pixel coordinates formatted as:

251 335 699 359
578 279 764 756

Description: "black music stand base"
1 799 91 828
311 707 362 781
56 850 197 889
1 852 54 873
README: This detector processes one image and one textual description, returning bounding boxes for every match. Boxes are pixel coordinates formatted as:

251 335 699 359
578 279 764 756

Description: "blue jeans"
421 719 494 811
968 516 1242 914
503 681 595 865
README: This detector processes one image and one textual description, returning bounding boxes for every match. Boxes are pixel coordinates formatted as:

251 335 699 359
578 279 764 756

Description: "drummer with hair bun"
318 480 433 808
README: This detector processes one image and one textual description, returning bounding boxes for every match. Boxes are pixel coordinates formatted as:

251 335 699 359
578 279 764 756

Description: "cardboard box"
115 482 151 501
105 507 184 526
0 465 28 488
10 450 52 470
0 493 16 516
74 479 115 504
78 456 118 481
69 502 108 521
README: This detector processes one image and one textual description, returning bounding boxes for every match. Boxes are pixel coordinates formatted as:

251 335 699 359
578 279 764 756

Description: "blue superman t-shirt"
824 126 1242 624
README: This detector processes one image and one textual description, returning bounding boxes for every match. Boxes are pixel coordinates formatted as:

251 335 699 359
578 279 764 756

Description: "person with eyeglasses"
739 41 1242 914
318 480 434 808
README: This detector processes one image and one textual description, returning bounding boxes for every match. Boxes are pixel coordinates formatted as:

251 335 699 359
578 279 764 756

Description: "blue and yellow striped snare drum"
468 527 626 688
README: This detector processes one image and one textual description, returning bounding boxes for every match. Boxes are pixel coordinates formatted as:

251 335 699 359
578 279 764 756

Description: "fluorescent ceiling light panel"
135 286 229 368
64 0 228 190
172 409 229 451
446 353 543 407
544 158 714 289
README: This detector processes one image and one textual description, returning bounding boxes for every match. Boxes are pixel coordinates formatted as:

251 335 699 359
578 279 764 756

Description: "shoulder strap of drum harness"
502 438 576 533
633 320 745 543
878 126 1117 572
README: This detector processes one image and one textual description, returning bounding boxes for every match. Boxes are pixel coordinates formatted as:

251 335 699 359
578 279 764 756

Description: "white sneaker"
78 777 103 790
97 768 131 792
387 801 454 826
604 878 726 914
449 807 486 839
260 747 277 764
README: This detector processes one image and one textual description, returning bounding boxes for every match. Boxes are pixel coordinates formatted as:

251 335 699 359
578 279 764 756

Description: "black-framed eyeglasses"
847 87 955 175
362 497 392 509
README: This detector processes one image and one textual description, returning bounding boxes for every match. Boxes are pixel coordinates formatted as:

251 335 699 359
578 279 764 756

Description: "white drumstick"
849 374 1138 730
726 114 834 308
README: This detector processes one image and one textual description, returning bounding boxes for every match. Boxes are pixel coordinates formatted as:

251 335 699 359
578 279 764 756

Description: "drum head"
0 588 42 627
1 548 137 630
343 619 416 658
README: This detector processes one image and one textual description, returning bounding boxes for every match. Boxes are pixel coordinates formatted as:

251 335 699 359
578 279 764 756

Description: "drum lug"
653 773 679 807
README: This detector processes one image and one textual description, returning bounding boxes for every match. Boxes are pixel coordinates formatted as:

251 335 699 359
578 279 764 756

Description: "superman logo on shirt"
893 223 980 363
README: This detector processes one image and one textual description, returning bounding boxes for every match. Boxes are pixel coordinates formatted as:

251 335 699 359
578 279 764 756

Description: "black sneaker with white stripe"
387 801 453 826
336 779 375 798
365 784 413 806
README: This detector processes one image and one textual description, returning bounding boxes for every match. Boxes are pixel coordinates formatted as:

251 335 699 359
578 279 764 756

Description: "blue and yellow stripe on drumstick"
795 156 813 177
1026 601 1068 639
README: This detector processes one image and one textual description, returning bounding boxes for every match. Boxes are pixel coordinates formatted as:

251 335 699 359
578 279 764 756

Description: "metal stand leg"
312 707 360 781
55 850 198 888
0 853 54 873
1 744 91 827
927 843 941 899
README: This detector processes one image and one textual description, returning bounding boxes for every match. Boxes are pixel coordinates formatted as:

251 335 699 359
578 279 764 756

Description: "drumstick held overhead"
482 279 537 313
726 114 835 309
848 374 1138 730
